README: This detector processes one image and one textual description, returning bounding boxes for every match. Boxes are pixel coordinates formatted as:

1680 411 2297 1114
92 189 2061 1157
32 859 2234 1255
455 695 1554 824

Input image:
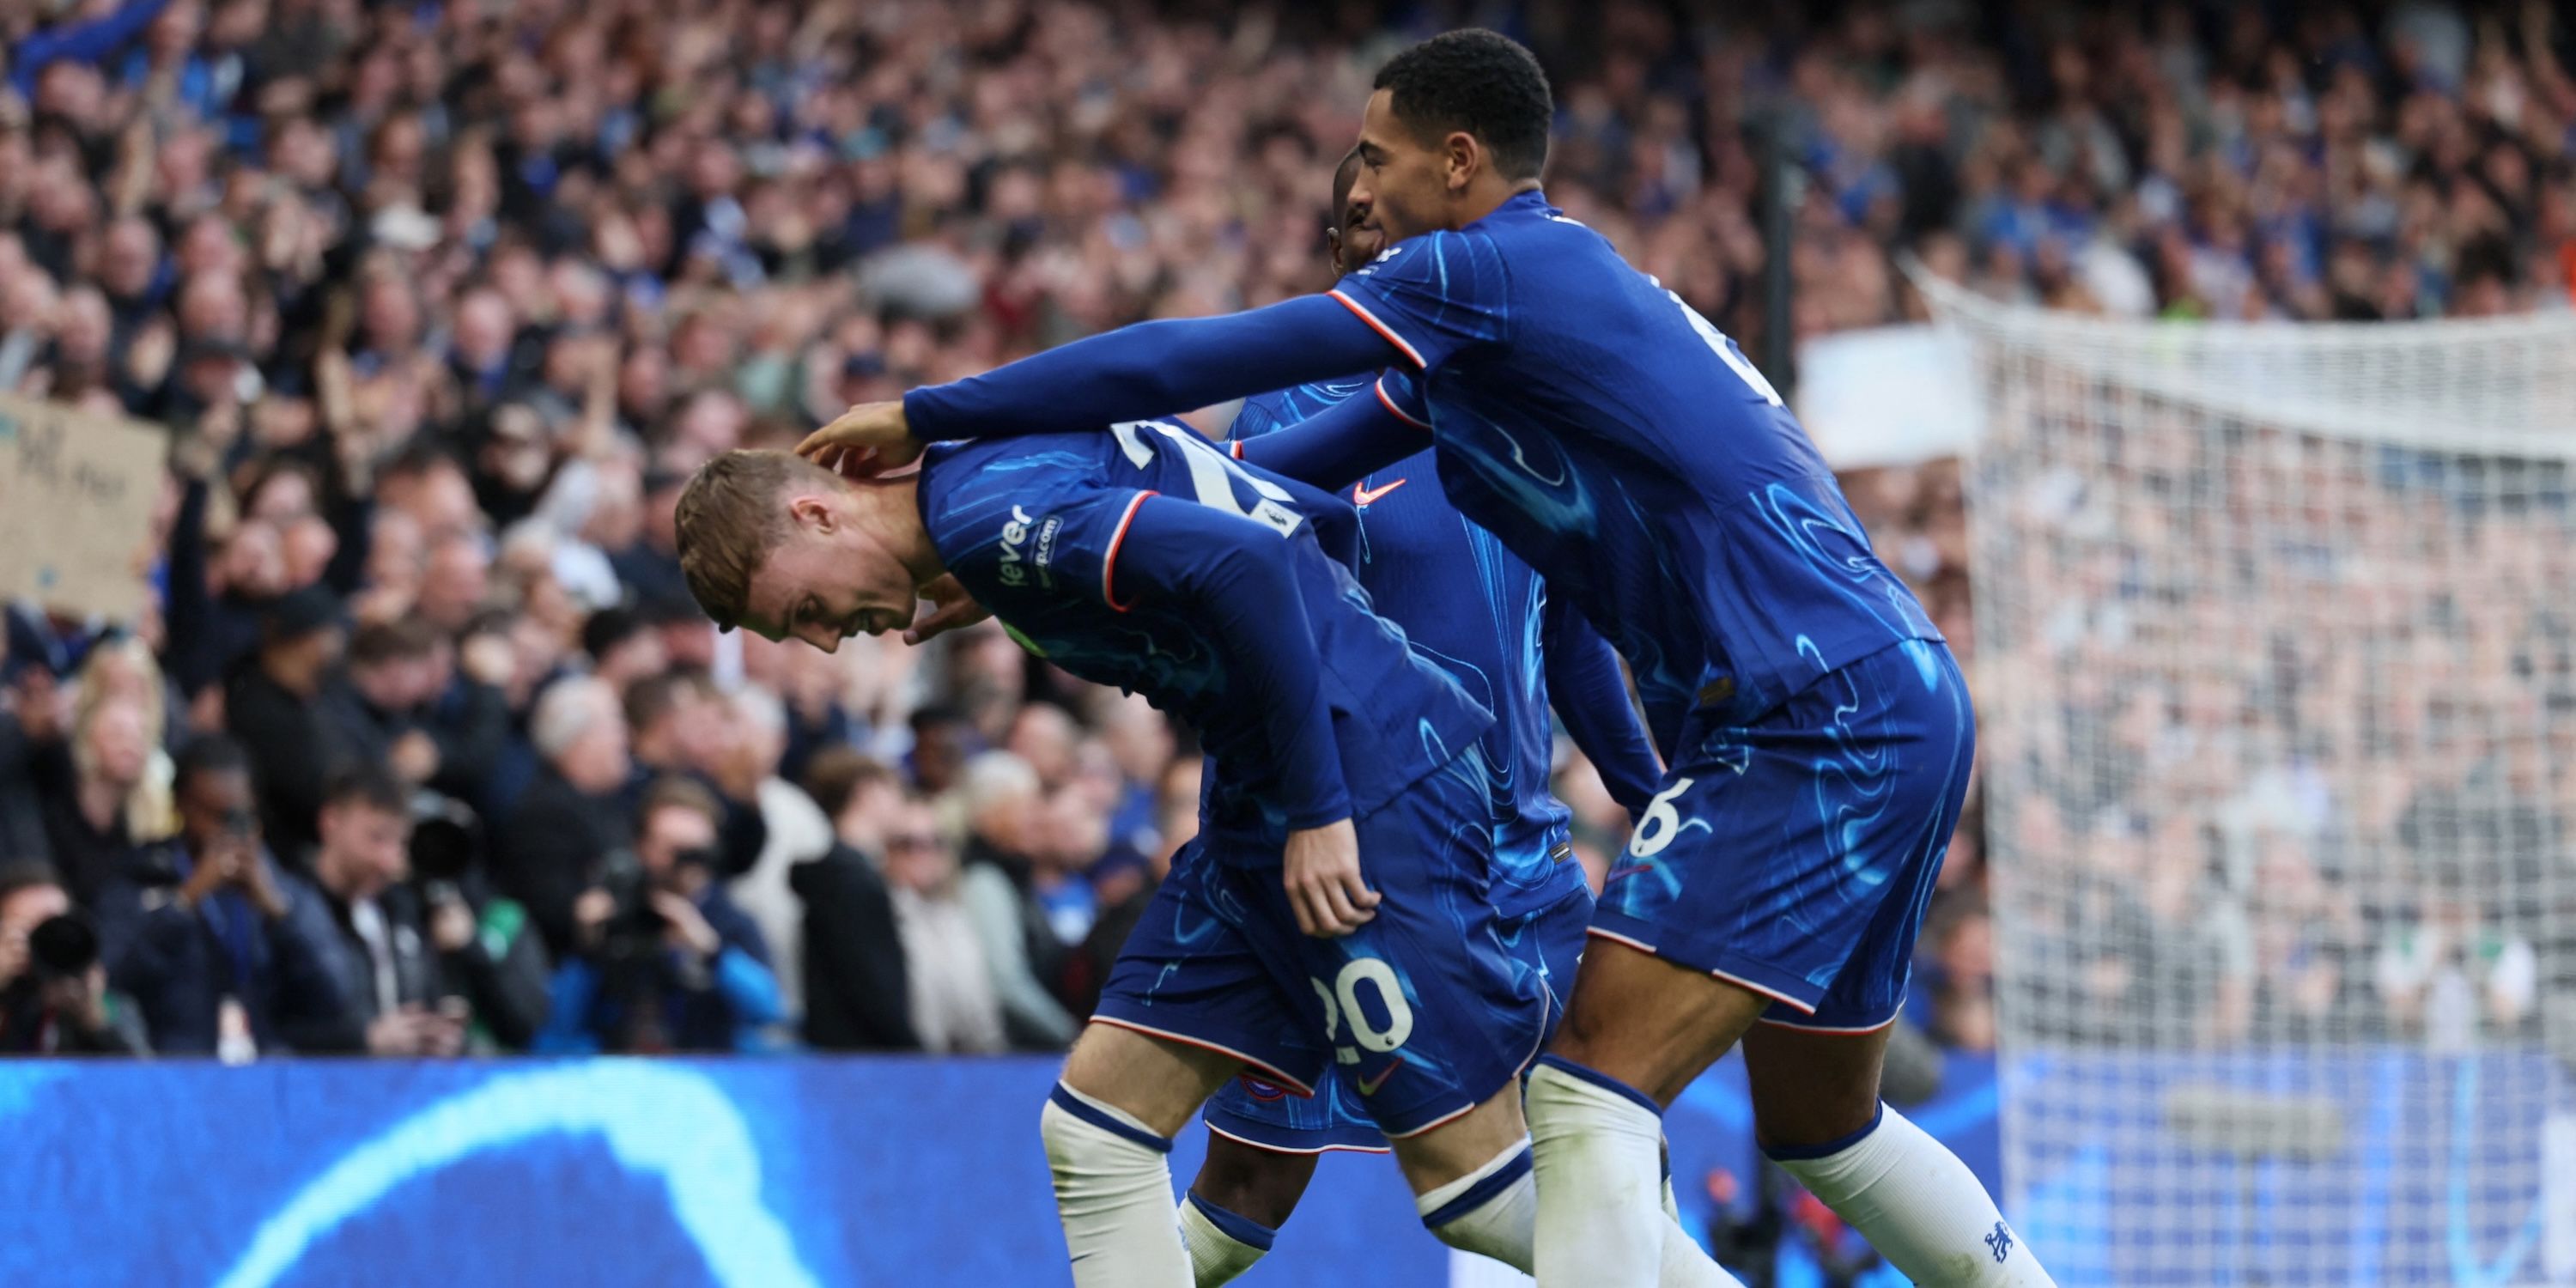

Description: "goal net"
1923 279 2576 1286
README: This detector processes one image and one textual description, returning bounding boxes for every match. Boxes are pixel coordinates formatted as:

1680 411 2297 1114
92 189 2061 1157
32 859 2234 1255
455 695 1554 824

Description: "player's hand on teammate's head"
797 401 921 477
903 574 993 646
1282 818 1378 937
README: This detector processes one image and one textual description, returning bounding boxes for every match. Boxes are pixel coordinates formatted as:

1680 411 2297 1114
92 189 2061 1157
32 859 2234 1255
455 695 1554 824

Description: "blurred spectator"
955 751 1078 1050
38 692 157 908
883 793 1006 1055
536 776 781 1054
306 769 550 1056
495 677 631 958
622 671 765 876
0 866 148 1056
94 735 357 1057
223 586 351 863
905 705 975 797
793 747 915 1052
579 606 667 699
726 683 833 1021
305 769 465 1058
0 653 68 869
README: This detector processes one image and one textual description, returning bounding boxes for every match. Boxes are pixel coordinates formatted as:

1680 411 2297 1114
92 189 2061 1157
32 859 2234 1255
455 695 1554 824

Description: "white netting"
1923 278 2576 1286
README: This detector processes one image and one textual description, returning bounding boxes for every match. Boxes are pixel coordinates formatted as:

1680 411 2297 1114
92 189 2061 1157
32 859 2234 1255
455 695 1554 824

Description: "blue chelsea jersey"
916 422 1493 855
1329 191 1941 745
1231 378 1567 855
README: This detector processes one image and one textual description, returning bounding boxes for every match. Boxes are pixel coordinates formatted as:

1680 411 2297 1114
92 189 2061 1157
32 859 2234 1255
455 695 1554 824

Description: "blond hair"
672 449 840 631
72 637 177 841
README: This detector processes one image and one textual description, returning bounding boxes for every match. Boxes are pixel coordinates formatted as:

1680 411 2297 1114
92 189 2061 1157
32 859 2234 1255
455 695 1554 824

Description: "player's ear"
787 492 835 534
1324 225 1344 274
1446 131 1479 192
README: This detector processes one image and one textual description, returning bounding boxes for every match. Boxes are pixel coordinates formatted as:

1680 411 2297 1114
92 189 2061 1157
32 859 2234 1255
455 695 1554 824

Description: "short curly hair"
671 449 840 632
1372 29 1554 182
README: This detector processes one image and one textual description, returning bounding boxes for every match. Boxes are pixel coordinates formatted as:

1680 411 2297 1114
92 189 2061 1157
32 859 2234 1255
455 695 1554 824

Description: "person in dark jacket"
622 669 767 878
335 620 510 801
792 748 914 1051
494 676 631 957
161 471 289 700
305 768 554 1054
224 586 356 866
535 776 781 1054
93 735 361 1056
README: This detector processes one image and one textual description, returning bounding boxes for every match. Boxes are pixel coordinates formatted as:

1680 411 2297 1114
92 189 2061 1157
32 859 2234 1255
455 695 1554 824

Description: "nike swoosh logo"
1357 1063 1398 1096
1352 478 1408 507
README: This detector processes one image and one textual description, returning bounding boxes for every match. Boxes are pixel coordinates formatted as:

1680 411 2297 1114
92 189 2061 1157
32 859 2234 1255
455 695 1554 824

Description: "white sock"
1767 1103 2054 1286
1177 1192 1274 1286
1419 1138 1539 1265
1041 1084 1192 1287
1528 1059 1747 1288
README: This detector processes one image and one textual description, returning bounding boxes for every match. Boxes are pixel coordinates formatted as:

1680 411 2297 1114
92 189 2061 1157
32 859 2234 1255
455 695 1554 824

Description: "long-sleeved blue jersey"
907 190 1939 753
1230 377 1660 847
914 422 1492 858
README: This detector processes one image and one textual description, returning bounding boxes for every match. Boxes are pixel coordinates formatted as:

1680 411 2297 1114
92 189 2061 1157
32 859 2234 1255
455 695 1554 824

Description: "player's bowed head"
671 448 986 651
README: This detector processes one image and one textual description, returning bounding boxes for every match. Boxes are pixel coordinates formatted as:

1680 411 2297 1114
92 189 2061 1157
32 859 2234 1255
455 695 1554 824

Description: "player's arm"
1230 374 1426 493
803 231 1504 468
1540 596 1662 817
908 295 1394 440
1109 496 1376 936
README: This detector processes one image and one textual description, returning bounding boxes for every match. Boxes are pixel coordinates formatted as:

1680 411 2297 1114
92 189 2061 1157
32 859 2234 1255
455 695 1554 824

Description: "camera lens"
27 913 100 979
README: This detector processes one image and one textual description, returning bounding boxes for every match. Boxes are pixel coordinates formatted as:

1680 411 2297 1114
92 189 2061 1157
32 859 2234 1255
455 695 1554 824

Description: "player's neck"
1449 176 1542 228
847 472 948 587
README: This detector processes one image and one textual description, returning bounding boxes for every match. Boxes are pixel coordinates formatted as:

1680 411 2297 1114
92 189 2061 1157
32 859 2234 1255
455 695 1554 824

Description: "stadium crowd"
2 0 2573 1061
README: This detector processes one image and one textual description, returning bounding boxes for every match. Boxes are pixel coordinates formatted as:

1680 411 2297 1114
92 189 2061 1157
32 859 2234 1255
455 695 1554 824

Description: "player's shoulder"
919 434 1111 532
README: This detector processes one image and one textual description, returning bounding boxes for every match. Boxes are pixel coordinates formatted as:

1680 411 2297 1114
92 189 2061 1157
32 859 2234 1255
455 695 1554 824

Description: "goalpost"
1923 280 2576 1286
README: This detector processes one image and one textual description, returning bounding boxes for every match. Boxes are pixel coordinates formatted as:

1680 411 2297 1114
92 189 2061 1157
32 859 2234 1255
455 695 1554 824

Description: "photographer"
93 735 361 1057
534 776 781 1054
0 867 148 1056
305 769 551 1056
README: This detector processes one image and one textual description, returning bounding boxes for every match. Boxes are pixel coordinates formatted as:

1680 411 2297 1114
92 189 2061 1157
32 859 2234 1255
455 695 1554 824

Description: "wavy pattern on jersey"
1749 482 1941 656
1235 382 1575 865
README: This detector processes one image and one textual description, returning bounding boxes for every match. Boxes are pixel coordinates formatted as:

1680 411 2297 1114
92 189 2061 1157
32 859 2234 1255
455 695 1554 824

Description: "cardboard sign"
0 394 166 623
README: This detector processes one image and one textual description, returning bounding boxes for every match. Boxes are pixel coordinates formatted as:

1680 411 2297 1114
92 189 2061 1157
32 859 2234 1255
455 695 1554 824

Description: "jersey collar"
1467 188 1559 230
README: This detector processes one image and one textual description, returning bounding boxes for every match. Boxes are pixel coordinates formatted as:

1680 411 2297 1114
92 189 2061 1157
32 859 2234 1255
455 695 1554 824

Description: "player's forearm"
1231 381 1421 492
904 295 1391 440
1544 598 1662 816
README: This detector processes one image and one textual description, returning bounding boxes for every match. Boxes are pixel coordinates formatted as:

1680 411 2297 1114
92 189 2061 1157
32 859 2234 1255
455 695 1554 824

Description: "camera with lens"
593 844 720 964
408 792 481 908
26 913 100 983
593 848 660 964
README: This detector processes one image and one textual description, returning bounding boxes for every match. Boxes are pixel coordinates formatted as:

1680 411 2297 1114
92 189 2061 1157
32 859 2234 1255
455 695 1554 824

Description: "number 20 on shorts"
1312 958 1415 1066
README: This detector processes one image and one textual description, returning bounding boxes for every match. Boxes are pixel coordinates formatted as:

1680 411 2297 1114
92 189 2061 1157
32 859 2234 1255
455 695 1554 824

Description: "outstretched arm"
1230 376 1424 493
799 296 1400 472
1541 597 1662 817
908 295 1396 441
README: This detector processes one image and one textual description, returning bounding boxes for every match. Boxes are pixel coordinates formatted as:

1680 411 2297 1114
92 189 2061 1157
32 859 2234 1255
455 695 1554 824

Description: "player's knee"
1191 1137 1315 1229
1041 1084 1176 1182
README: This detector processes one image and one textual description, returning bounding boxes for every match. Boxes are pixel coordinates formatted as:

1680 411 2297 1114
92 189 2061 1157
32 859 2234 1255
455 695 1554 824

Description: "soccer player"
793 29 2050 1288
672 430 1549 1286
1178 152 1670 1284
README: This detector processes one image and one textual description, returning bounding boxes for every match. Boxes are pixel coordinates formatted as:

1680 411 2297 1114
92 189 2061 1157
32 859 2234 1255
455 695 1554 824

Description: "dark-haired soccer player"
1177 150 1678 1285
799 27 2050 1288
